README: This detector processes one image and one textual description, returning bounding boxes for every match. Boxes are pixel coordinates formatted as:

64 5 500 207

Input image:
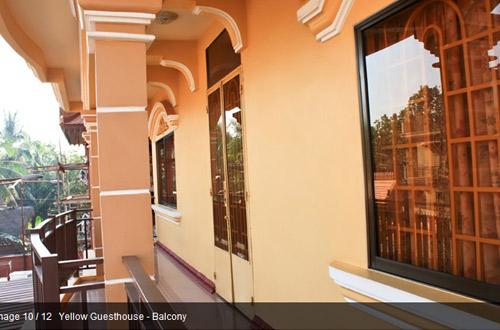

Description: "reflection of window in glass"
360 0 500 301
156 133 176 208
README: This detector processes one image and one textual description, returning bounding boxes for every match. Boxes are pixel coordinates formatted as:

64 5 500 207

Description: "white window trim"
152 204 181 221
329 262 500 330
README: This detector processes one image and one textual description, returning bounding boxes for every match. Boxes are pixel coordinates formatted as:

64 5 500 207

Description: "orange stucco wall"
153 0 397 303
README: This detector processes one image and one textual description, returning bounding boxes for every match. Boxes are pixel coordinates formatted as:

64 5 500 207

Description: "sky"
365 36 442 124
0 35 83 154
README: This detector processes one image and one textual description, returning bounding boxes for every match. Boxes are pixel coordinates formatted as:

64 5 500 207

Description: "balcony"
24 208 251 329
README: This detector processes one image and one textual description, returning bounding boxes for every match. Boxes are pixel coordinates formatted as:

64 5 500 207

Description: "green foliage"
0 110 87 223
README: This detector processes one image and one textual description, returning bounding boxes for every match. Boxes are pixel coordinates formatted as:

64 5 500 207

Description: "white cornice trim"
100 189 150 196
316 0 354 42
77 5 85 30
148 102 167 132
297 0 325 24
86 31 155 54
148 81 177 107
192 6 242 53
84 10 155 31
152 204 181 219
159 60 196 92
329 266 431 303
68 0 76 18
157 213 181 226
97 106 145 113
329 265 500 329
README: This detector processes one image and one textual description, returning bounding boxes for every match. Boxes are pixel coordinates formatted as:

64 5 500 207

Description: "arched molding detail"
159 60 196 92
297 0 355 43
192 6 243 53
297 0 325 24
149 101 178 140
148 81 177 107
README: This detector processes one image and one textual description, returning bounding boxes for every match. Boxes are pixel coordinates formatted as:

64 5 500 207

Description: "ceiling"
148 8 213 41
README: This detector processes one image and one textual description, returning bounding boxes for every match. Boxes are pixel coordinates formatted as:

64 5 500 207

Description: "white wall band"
100 189 150 197
97 106 145 113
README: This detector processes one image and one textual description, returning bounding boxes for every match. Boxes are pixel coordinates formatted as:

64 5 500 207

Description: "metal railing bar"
60 281 105 294
122 256 167 303
58 257 103 269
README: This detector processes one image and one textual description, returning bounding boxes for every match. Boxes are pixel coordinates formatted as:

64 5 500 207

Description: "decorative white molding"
97 106 145 113
100 189 150 197
148 102 167 132
82 113 97 117
68 0 76 18
192 6 242 52
152 204 181 219
166 115 179 130
159 60 196 92
86 31 155 54
77 4 85 30
297 0 325 24
316 0 354 42
330 265 430 303
148 82 177 107
157 213 181 225
329 265 500 330
84 10 155 32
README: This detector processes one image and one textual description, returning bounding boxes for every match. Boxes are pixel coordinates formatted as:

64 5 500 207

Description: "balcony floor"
155 245 221 302
0 277 33 302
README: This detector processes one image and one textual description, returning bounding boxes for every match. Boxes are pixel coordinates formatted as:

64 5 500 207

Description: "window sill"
329 260 500 329
152 204 181 225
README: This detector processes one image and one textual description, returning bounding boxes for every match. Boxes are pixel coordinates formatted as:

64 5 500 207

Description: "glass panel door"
208 88 229 251
223 75 249 260
208 73 253 304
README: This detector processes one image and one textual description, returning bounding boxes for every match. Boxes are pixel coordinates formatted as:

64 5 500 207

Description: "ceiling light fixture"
155 11 179 25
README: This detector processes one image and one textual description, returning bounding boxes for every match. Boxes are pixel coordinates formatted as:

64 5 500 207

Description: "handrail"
30 208 102 329
30 233 54 259
123 256 167 303
123 255 186 330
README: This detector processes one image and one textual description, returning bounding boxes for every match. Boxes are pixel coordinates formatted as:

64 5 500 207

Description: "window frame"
156 131 176 209
355 0 500 303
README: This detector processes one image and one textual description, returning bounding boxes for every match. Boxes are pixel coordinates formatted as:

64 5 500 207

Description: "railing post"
38 254 60 329
41 255 59 302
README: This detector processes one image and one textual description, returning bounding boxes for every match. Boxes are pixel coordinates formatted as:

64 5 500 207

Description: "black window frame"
356 0 500 303
156 132 176 209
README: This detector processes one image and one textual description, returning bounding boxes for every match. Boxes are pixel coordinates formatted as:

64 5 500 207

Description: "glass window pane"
363 0 500 291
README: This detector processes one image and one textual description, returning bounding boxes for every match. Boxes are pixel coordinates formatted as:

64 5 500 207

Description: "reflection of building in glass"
366 0 500 291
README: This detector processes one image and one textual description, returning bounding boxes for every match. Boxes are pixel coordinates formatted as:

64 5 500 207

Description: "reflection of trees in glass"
371 85 453 273
225 115 244 194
